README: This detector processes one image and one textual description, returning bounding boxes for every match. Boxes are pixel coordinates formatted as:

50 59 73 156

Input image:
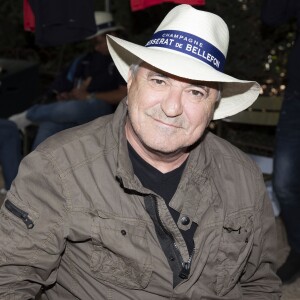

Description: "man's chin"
142 141 188 156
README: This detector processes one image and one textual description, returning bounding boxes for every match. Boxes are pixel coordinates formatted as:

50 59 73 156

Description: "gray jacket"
0 100 281 299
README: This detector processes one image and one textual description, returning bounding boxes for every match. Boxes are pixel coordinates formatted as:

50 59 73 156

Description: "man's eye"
152 78 165 85
191 89 206 97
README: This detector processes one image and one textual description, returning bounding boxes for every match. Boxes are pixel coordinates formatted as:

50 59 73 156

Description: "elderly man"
0 5 281 299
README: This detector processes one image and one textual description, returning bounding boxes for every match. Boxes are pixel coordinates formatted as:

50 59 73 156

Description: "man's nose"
160 87 183 117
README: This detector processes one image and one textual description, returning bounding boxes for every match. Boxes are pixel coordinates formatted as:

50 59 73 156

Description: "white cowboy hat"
88 11 124 39
107 4 260 120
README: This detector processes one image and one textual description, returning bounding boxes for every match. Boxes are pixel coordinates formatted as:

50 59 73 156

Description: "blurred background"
0 0 295 96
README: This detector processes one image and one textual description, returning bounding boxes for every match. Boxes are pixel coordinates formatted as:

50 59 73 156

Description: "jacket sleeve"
0 149 69 299
240 172 282 299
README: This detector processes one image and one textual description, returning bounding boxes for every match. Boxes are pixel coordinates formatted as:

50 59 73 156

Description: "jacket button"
181 216 190 225
121 230 127 236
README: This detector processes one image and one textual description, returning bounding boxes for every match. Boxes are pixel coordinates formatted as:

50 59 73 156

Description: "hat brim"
87 26 124 40
107 35 260 120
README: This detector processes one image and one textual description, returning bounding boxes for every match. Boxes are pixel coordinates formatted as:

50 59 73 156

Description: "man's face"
126 63 219 155
93 33 111 54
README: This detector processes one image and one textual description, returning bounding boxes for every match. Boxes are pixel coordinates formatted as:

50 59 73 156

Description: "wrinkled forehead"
135 62 220 90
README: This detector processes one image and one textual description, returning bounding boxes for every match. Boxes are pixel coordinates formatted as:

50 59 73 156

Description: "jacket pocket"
0 198 39 262
90 210 152 289
214 209 254 296
4 199 35 229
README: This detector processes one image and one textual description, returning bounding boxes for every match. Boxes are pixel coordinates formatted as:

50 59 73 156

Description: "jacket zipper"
154 196 194 279
176 243 195 279
5 199 34 229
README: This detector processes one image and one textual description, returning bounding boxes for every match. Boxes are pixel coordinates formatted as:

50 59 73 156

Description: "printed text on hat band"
145 30 225 72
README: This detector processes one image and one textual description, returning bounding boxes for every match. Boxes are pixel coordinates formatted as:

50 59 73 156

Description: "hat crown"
94 11 114 27
88 11 123 39
154 4 229 57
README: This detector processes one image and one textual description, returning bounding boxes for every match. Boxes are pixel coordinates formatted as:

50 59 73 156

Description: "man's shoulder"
204 132 260 174
35 114 116 169
202 133 265 211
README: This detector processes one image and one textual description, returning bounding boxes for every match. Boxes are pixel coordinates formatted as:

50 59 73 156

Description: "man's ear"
127 69 133 90
126 70 134 106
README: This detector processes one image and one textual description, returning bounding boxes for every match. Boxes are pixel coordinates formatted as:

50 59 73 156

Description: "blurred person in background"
10 11 126 149
0 119 22 196
261 0 300 283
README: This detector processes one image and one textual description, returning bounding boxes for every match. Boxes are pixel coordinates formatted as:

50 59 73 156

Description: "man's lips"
152 117 182 129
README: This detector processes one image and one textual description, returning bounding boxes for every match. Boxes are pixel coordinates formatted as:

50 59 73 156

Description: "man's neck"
126 128 189 174
132 145 188 174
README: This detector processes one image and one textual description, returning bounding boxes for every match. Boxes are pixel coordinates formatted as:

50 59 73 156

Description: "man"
10 11 127 149
0 119 22 196
0 5 281 299
261 0 300 283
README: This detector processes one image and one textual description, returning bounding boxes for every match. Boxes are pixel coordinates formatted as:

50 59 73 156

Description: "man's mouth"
153 117 182 129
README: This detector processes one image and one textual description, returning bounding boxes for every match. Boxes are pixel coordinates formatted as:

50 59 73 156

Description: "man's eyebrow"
147 69 213 92
148 70 168 78
190 82 210 91
192 82 206 87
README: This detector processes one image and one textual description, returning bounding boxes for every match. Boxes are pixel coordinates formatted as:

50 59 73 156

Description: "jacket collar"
113 99 221 225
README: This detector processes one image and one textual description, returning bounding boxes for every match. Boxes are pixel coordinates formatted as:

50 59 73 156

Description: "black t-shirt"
128 142 197 255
